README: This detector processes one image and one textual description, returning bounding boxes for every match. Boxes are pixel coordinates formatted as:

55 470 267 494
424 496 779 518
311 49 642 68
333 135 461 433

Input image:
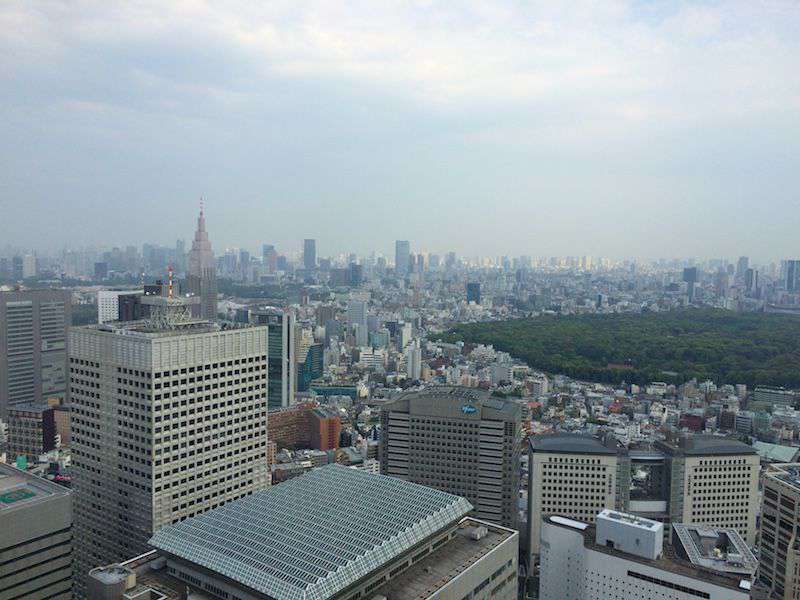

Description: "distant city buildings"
395 240 410 276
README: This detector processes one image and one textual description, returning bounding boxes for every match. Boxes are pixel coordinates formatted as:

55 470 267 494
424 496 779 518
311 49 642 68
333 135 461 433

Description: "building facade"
758 462 800 599
6 403 57 461
528 433 624 557
380 386 522 529
0 289 71 419
69 319 270 597
539 511 752 600
656 436 759 545
0 463 72 600
249 306 296 409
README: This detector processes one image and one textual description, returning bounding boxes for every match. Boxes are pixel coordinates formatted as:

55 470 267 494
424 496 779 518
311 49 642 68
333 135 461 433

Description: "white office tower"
405 340 422 380
539 510 752 600
347 299 368 347
69 317 270 598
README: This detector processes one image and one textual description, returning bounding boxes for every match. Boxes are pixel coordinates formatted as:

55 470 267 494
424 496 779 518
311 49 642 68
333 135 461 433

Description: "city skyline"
1 2 799 258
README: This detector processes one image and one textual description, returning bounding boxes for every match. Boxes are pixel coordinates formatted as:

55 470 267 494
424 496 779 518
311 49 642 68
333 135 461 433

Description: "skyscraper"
347 299 368 347
758 462 800 598
736 256 749 280
303 238 316 270
395 240 410 276
466 282 481 304
69 317 270 597
249 306 296 409
380 386 522 529
0 289 71 419
786 259 800 292
186 205 217 319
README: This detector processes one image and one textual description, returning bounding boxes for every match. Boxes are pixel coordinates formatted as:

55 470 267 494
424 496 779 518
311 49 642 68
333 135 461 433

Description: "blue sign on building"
461 404 477 415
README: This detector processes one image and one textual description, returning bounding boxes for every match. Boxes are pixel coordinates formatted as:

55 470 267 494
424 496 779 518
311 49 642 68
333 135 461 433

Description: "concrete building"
267 402 342 452
380 386 522 529
303 238 316 270
754 386 797 408
6 402 57 461
185 205 218 320
539 511 753 600
758 462 800 599
97 289 142 324
347 299 368 347
89 465 519 600
528 433 623 557
395 240 410 276
655 436 759 545
0 463 72 600
249 306 296 409
0 289 71 419
69 317 270 597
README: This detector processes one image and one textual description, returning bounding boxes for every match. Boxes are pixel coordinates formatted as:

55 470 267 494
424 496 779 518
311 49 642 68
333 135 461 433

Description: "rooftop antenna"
168 264 174 299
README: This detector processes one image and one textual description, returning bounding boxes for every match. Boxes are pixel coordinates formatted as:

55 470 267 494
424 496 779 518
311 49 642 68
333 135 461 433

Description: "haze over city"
2 1 799 259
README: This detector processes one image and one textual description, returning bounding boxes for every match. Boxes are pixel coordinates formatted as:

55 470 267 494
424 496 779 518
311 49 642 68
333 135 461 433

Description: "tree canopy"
442 309 800 388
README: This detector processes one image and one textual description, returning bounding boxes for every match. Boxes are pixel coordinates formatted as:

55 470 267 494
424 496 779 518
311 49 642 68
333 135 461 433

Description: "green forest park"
443 309 800 388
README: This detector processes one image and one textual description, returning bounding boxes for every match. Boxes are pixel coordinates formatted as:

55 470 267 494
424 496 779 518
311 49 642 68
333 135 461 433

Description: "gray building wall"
69 323 270 598
380 387 521 529
0 289 71 419
0 465 72 600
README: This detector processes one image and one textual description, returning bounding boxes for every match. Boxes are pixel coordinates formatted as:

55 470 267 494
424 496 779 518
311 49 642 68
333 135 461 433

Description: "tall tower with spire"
186 202 218 319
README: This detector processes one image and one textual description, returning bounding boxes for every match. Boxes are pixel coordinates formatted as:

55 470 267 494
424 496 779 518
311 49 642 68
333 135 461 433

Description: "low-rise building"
0 463 72 600
89 464 519 600
539 510 753 600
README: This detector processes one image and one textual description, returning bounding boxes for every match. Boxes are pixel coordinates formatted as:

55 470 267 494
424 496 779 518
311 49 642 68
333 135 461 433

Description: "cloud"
0 1 799 259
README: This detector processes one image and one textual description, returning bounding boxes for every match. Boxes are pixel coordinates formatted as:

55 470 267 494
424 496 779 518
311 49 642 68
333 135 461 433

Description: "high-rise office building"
528 433 624 557
89 465 519 600
303 238 316 270
0 463 73 600
395 240 410 276
0 289 71 419
466 281 481 304
69 317 270 597
682 267 698 302
736 256 749 279
786 259 800 292
757 462 800 598
745 267 758 295
186 205 218 319
404 340 422 380
347 299 369 347
249 306 296 409
655 436 759 545
380 386 522 529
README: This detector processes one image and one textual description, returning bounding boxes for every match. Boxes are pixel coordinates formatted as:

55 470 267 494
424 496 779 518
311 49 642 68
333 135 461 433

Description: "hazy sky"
1 1 799 260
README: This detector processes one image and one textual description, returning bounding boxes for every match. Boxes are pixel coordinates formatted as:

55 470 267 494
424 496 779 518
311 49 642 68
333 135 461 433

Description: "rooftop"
149 464 473 600
764 462 800 491
598 509 661 531
84 319 259 338
0 463 70 514
752 441 800 463
547 516 751 592
672 523 758 576
657 435 757 457
372 518 517 600
530 433 618 455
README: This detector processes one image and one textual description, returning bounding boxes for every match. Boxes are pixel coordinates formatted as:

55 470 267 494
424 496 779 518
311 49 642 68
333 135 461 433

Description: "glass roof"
149 464 472 600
